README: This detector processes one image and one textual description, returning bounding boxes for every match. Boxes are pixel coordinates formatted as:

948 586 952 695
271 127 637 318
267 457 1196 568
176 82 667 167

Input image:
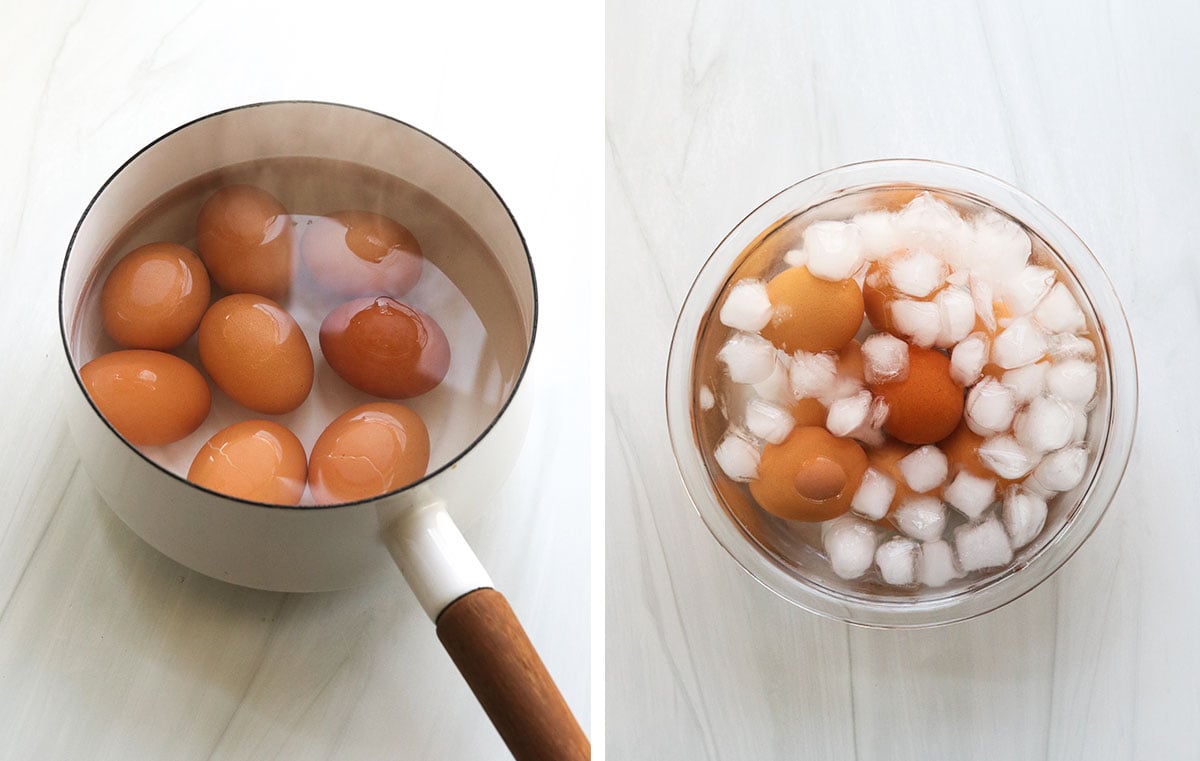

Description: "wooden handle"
436 588 590 761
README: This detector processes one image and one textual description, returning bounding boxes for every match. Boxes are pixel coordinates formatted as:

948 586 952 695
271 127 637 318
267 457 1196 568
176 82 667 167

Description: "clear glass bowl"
666 159 1137 628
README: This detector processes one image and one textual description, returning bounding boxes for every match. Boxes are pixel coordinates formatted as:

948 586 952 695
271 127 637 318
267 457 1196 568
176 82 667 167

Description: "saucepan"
58 101 587 761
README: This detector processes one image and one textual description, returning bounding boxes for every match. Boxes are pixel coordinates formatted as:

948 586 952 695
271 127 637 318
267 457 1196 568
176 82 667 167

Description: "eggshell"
749 426 868 522
195 184 294 299
187 420 307 505
308 402 430 504
870 345 964 445
868 439 918 504
100 242 211 350
760 266 864 353
198 294 314 414
80 350 210 446
862 262 898 333
319 296 450 399
300 210 423 297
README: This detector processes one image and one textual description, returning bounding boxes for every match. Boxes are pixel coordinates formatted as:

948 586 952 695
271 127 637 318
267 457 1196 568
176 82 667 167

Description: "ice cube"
950 332 990 386
889 248 947 298
783 248 807 268
954 517 1014 572
699 385 715 411
892 496 947 542
875 536 918 585
714 431 760 482
862 333 910 384
847 397 890 447
1032 445 1088 493
895 193 971 262
918 540 963 588
819 358 866 407
1047 333 1097 361
1000 362 1048 404
970 275 997 333
719 332 777 384
1002 487 1048 549
965 377 1018 436
826 390 872 437
851 467 896 520
1000 265 1056 316
992 316 1048 369
1046 359 1098 406
1071 406 1089 441
891 299 941 348
1013 395 1075 453
753 352 795 406
823 515 879 580
854 209 899 261
934 287 976 347
719 279 773 332
978 435 1040 479
968 209 1031 282
803 220 864 281
745 398 796 445
1033 282 1087 334
943 470 997 520
898 445 949 493
789 350 839 399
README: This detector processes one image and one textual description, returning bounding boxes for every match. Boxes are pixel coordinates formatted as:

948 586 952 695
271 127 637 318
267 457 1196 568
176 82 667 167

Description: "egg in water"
308 402 431 505
188 420 307 505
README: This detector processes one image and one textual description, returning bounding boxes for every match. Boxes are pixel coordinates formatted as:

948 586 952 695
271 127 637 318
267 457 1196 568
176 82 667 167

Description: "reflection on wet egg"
308 402 430 504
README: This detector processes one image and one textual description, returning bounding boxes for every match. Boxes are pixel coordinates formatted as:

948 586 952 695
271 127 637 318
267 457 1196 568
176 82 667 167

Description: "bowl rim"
665 158 1138 628
58 99 539 511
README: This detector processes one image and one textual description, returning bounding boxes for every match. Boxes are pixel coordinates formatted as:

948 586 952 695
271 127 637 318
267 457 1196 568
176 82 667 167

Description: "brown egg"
100 242 211 350
792 397 827 427
320 296 451 399
837 339 865 385
80 350 210 446
868 439 918 504
871 186 925 211
198 294 314 414
940 420 1005 482
308 402 430 504
749 426 868 522
862 262 898 333
300 210 423 297
760 266 864 353
195 185 294 299
870 345 964 444
187 420 307 505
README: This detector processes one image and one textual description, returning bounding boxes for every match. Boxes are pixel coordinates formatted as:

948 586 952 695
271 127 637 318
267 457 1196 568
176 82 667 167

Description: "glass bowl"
666 159 1137 628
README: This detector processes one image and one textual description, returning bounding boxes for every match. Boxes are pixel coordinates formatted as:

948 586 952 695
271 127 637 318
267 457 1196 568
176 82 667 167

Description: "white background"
607 1 1199 759
0 1 598 759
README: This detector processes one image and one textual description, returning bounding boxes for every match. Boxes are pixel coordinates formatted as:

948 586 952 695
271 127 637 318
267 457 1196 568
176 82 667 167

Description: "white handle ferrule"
383 502 493 621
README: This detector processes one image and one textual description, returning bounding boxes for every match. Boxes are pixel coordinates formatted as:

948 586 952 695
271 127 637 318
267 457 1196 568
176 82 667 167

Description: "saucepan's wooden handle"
436 588 590 761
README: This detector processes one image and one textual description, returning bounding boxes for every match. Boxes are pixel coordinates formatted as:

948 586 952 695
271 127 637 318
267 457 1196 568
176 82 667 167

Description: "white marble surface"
0 2 596 759
607 2 1198 759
